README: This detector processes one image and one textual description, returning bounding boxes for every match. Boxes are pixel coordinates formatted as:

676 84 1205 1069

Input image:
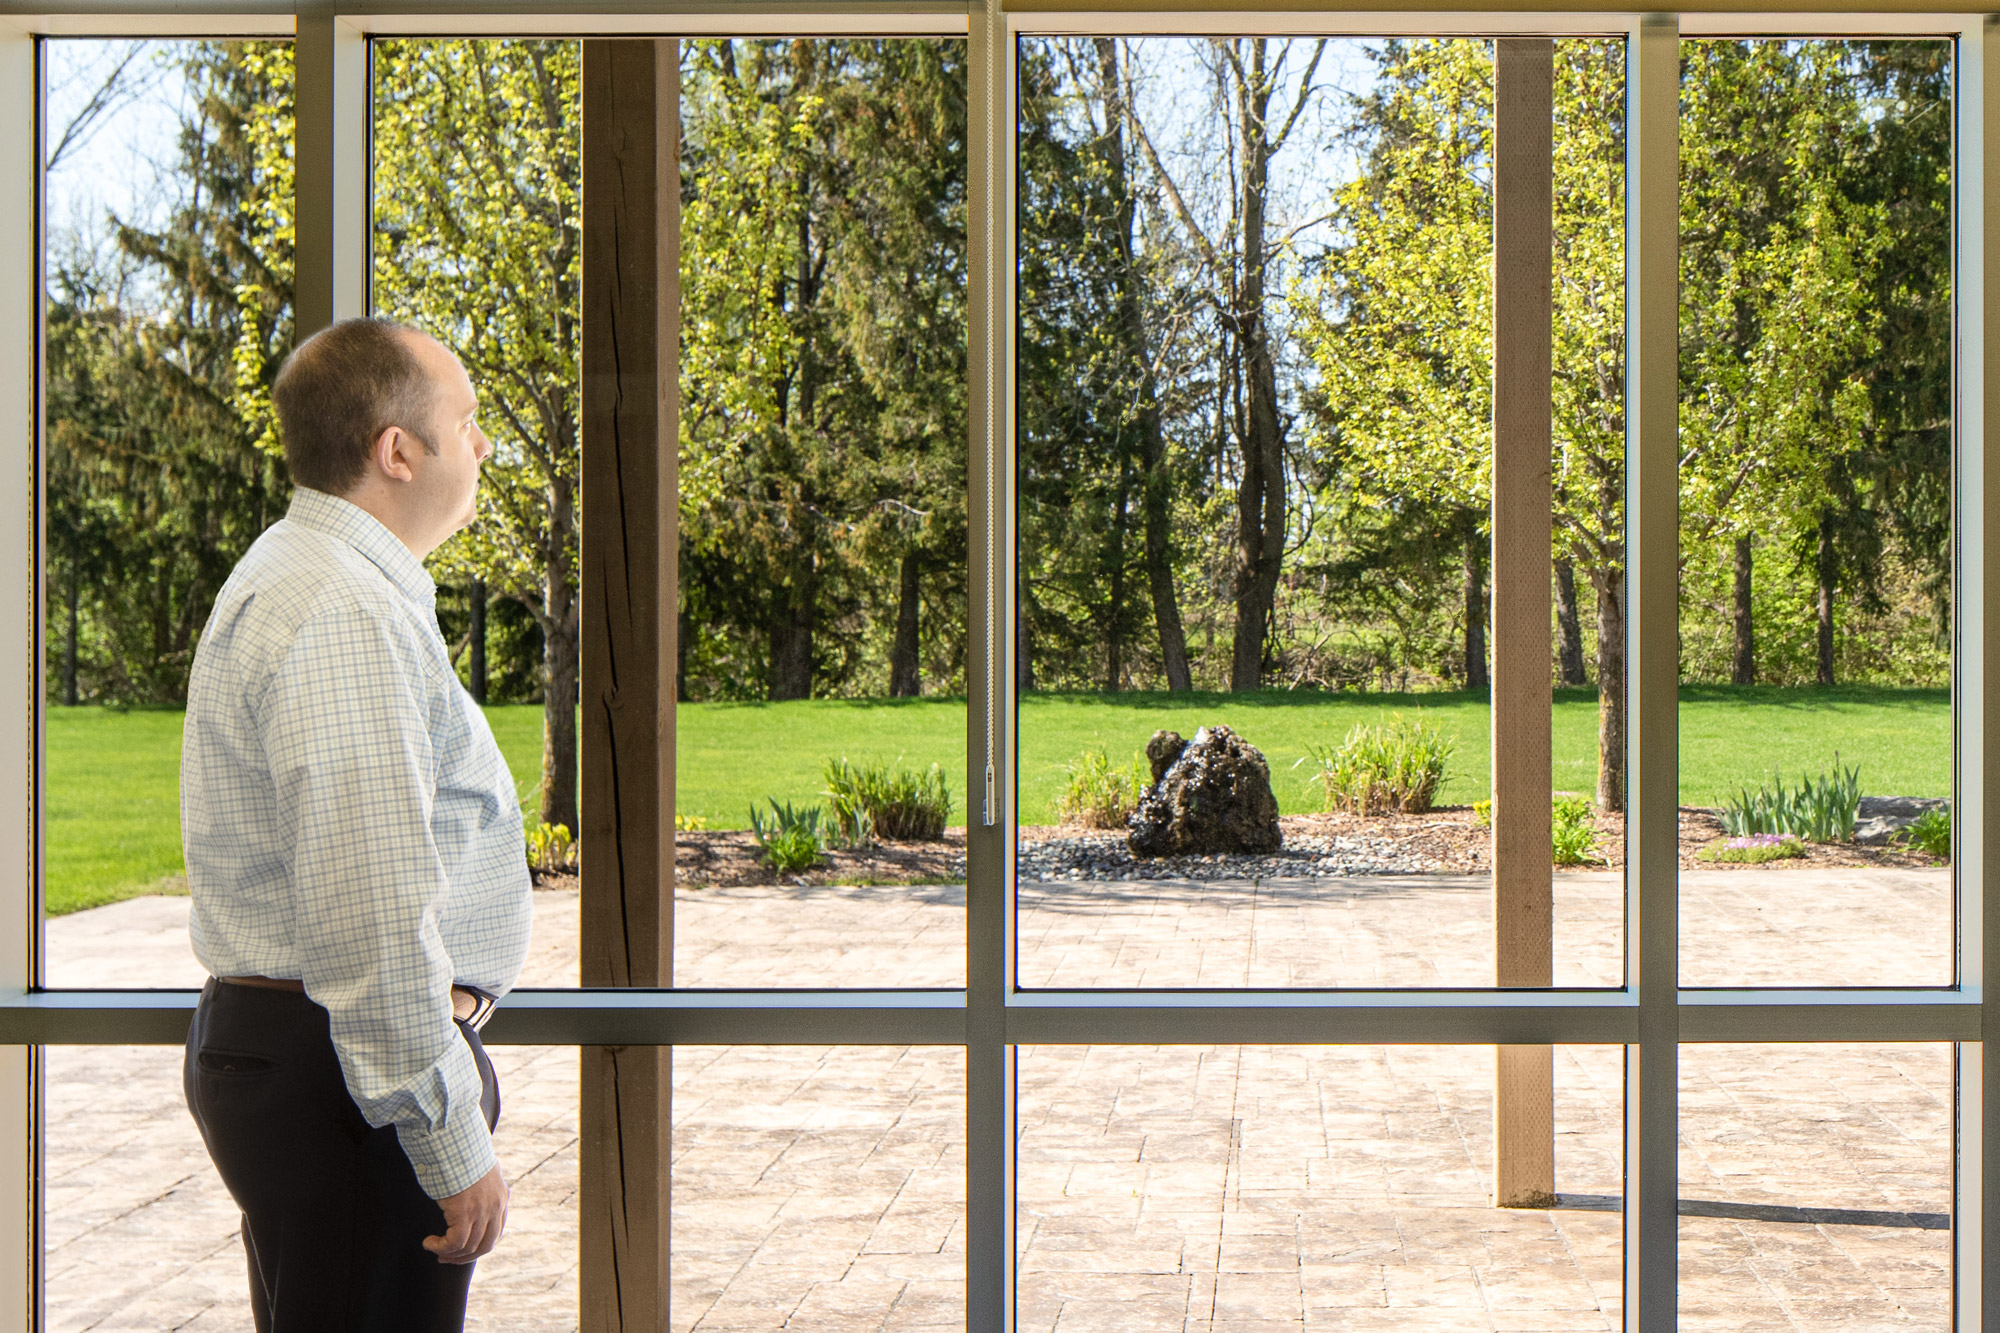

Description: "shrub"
674 812 709 832
1905 808 1951 860
1697 833 1807 864
823 758 952 842
1472 798 1492 827
1054 748 1149 829
749 799 827 873
1299 715 1453 815
1719 759 1862 842
527 821 575 872
1551 797 1599 865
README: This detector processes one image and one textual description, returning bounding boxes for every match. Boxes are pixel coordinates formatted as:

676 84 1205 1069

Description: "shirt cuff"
393 1076 497 1200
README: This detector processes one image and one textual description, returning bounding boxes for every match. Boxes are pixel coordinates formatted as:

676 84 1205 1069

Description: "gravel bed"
1016 831 1445 882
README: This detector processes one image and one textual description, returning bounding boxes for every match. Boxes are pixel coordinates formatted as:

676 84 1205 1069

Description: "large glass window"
1675 39 1954 990
14 14 1990 1332
1014 35 1627 991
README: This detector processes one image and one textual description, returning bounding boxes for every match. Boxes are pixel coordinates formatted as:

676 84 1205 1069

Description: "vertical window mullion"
1624 14 1681 1333
967 3 1015 1330
5 24 42 1333
294 15 368 336
1954 17 1999 1331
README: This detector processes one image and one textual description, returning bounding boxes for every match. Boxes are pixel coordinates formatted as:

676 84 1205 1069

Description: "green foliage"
1298 715 1453 815
1905 809 1951 860
1697 833 1809 864
1053 748 1148 830
527 821 575 871
823 757 953 842
749 799 829 872
371 38 583 829
678 40 968 703
1720 760 1863 842
45 41 295 706
1551 797 1600 866
1472 799 1492 828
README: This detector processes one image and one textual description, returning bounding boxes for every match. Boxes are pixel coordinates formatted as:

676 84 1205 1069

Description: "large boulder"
1128 725 1283 858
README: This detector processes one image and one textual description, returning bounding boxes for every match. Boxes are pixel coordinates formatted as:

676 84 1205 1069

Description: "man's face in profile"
403 333 493 536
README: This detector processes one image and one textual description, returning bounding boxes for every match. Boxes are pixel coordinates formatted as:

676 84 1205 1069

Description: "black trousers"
183 979 501 1333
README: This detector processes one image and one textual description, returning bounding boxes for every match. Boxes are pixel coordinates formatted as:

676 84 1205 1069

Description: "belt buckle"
456 986 499 1031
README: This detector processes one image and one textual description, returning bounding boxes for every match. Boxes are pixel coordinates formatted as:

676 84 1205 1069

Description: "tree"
1677 41 1880 690
1293 39 1631 808
1123 39 1327 690
371 39 583 832
45 41 294 705
1018 38 1206 692
679 39 967 703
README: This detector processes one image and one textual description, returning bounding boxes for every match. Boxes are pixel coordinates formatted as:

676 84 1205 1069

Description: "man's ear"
371 426 420 484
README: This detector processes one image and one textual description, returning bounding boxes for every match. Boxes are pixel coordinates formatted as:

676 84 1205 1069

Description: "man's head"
272 318 492 558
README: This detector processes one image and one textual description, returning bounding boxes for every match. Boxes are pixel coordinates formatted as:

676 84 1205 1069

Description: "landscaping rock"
1853 796 1949 846
1128 725 1283 858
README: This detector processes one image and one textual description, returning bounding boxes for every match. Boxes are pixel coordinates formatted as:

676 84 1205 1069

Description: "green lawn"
44 684 1950 914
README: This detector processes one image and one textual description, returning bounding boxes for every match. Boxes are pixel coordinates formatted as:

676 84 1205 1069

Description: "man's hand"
423 1163 509 1264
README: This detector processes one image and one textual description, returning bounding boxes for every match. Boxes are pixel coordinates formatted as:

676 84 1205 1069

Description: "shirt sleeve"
257 603 496 1200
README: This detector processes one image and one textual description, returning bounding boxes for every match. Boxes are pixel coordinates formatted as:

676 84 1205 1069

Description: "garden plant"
1720 760 1863 842
1299 716 1453 815
1054 748 1149 829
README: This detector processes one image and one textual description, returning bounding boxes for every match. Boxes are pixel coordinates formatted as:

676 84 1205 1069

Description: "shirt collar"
285 488 438 611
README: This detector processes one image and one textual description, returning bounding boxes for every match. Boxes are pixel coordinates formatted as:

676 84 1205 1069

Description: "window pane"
1017 1044 1623 1329
40 37 294 980
370 37 970 991
1675 40 1954 989
674 38 970 989
674 1045 966 1327
1679 1043 1952 1329
1014 36 1625 990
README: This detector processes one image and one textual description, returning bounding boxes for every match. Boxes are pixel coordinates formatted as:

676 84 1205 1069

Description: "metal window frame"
0 7 1992 1332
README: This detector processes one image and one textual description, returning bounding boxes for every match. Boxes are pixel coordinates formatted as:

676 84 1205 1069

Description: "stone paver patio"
40 866 1954 1330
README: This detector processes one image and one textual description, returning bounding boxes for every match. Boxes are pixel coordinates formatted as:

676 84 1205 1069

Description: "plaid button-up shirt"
181 487 533 1198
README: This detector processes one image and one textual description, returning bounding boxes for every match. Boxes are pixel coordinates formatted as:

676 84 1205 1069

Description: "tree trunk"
540 480 580 837
676 603 689 705
1816 512 1837 686
769 570 816 701
889 549 922 698
1142 458 1193 691
1094 37 1192 694
1591 565 1625 813
1463 520 1488 689
1228 43 1286 693
1017 594 1036 692
1554 557 1586 686
1105 456 1131 692
469 578 488 705
1730 536 1755 687
62 563 79 707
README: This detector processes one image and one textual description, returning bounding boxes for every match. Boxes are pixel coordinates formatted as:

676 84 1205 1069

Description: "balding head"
273 318 442 495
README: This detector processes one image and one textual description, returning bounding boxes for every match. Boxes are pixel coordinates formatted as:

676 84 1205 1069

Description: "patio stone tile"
42 871 1960 1330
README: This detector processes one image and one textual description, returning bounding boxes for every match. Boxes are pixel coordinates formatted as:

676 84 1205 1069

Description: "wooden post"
1492 37 1557 1210
580 38 679 1331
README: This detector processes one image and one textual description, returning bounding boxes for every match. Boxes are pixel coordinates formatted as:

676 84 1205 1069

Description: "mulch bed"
526 805 1938 890
668 828 967 889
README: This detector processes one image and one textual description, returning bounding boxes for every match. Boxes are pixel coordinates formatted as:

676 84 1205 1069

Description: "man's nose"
475 431 494 464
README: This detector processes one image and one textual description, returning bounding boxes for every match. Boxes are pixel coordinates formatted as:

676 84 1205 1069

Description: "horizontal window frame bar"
1 986 1977 1045
0 5 968 33
1007 7 1976 35
4 9 1977 39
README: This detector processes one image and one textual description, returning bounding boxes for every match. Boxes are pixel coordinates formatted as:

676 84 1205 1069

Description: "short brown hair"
272 318 438 494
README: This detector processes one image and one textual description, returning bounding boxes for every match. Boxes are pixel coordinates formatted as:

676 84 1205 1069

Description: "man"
180 317 534 1331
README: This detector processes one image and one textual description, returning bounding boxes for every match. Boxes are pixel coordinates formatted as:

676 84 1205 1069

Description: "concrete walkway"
41 867 1954 1331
